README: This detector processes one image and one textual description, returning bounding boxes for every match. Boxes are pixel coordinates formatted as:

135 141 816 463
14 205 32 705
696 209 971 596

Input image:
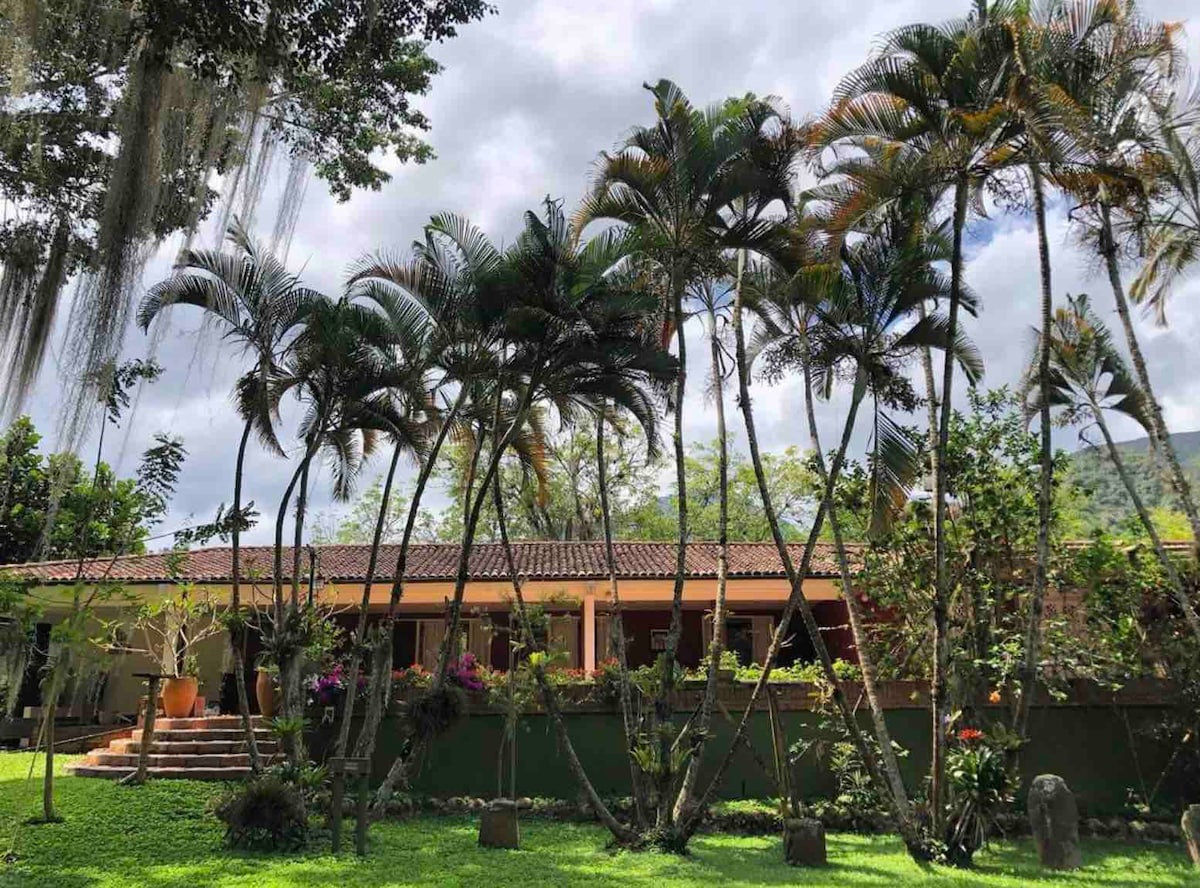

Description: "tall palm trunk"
655 276 689 828
270 440 318 764
933 175 968 717
1093 406 1200 643
491 474 637 845
1099 203 1200 549
918 306 946 829
686 287 910 852
333 440 403 757
1012 165 1054 744
230 417 261 771
596 408 649 827
686 372 868 837
807 377 913 826
675 283 733 822
354 387 469 761
373 381 538 812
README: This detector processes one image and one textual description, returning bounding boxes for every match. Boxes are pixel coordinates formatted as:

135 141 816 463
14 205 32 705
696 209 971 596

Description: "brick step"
85 752 265 768
131 728 274 742
152 716 268 731
112 739 279 755
65 764 252 781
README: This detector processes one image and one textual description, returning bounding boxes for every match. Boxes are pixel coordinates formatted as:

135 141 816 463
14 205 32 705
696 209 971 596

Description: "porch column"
582 594 596 673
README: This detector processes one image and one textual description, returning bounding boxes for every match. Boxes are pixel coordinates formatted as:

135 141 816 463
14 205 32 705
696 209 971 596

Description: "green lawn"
0 753 1194 887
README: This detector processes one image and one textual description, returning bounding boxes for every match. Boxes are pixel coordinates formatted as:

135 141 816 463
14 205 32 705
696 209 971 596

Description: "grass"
0 753 1195 887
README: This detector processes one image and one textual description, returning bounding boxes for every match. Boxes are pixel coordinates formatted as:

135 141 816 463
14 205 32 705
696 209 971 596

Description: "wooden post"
328 757 371 855
122 673 163 786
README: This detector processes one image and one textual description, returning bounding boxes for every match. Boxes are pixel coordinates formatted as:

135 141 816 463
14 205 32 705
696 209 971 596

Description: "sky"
18 0 1200 547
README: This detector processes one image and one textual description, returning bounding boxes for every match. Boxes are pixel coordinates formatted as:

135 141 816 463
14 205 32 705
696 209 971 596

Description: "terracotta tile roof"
2 541 851 585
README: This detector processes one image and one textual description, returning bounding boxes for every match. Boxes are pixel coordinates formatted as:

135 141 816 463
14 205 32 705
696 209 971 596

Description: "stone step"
85 752 263 768
151 716 268 731
65 764 252 781
131 728 274 743
111 739 279 755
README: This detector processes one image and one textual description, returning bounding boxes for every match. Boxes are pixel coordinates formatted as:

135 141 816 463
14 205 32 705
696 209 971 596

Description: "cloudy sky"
21 0 1200 546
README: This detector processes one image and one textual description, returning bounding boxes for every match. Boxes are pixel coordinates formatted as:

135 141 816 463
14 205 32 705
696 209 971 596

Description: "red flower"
957 727 984 742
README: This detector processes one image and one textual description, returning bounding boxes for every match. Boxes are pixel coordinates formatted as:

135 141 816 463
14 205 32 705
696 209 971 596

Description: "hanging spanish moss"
0 617 31 721
55 45 173 451
271 156 310 263
0 217 69 418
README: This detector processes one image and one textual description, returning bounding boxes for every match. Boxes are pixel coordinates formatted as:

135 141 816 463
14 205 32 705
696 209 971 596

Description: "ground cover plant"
0 754 1194 888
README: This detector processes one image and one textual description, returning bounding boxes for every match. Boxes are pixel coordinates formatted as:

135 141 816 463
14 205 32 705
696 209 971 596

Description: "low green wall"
313 701 1178 816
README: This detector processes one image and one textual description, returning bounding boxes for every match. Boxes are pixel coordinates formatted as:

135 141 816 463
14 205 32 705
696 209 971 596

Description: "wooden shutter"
595 615 611 666
467 620 491 667
417 620 445 670
751 615 774 664
549 616 580 668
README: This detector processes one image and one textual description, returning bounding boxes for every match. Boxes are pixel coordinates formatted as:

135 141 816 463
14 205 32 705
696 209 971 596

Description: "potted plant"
113 586 223 719
255 657 279 718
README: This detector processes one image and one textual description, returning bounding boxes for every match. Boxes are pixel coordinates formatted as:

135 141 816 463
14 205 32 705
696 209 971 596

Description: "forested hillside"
1064 431 1200 537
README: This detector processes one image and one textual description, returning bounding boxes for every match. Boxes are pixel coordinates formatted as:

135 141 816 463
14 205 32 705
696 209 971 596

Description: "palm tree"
576 81 783 827
484 199 676 845
1052 4 1198 547
810 5 1013 825
1023 293 1200 644
137 219 321 770
263 295 411 762
689 213 980 855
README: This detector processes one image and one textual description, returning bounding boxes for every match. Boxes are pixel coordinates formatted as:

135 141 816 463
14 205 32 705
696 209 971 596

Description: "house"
5 540 858 719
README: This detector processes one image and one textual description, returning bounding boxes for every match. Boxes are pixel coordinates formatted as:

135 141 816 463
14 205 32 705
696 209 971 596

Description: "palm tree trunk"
491 473 637 845
918 305 946 830
933 177 968 728
656 276 689 829
807 377 912 826
685 376 869 838
334 439 403 758
1012 165 1054 744
596 408 649 827
674 284 732 823
354 387 469 762
291 457 311 609
1100 203 1200 549
230 417 261 771
1094 407 1200 644
372 380 538 812
271 441 318 764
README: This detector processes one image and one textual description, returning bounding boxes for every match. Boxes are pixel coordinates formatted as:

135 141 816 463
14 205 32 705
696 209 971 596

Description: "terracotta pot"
161 676 199 719
255 669 277 718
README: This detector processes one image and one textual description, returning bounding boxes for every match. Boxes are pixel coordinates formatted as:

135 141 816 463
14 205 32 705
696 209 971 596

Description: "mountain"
1064 431 1200 534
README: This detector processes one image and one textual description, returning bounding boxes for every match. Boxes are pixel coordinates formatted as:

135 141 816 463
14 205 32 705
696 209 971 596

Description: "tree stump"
479 798 520 849
1182 804 1200 867
782 818 826 866
1028 774 1082 870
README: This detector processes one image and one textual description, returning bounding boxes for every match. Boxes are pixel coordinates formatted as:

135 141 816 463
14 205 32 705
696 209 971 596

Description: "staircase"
66 716 276 780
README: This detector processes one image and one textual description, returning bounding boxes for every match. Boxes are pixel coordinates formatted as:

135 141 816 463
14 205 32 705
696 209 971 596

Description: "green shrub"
213 777 309 851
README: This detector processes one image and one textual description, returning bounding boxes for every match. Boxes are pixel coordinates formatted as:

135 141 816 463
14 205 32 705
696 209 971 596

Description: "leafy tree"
0 0 492 420
0 416 170 564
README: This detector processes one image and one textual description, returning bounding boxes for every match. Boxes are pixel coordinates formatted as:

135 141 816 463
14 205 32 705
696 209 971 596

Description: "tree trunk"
372 380 537 812
230 417 261 771
1100 203 1200 551
674 278 733 823
807 376 912 826
334 440 403 758
918 304 947 831
1095 408 1200 644
596 408 649 827
354 387 469 762
491 473 637 845
656 275 689 829
1012 165 1054 744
